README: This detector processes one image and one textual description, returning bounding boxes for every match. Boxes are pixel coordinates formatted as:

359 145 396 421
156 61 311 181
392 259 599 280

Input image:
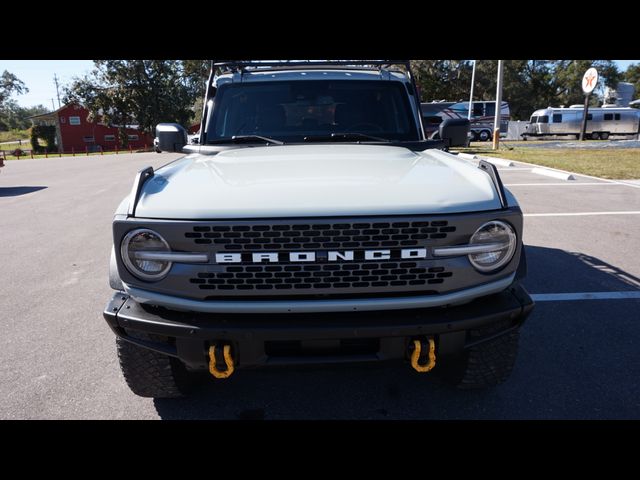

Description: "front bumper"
103 284 534 369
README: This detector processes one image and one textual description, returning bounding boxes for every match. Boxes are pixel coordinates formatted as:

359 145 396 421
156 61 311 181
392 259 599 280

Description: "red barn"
30 103 153 153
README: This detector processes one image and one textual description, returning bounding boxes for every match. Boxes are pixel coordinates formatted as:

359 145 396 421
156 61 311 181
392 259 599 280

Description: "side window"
538 115 549 123
614 113 621 121
604 113 613 121
473 103 484 117
553 114 562 123
530 116 538 124
484 102 495 116
587 114 593 121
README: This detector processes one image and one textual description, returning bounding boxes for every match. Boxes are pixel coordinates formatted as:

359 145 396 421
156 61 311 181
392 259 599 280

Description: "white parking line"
524 211 640 217
504 182 619 186
531 291 640 301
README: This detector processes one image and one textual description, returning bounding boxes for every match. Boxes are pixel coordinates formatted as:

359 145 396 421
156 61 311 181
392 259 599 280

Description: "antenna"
53 74 61 109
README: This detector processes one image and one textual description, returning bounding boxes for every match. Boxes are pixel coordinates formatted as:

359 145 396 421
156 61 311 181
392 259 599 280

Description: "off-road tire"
117 335 194 398
437 327 520 390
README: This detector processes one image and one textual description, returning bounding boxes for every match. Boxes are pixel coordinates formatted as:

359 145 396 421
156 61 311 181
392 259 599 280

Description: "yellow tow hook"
410 338 436 373
208 344 235 379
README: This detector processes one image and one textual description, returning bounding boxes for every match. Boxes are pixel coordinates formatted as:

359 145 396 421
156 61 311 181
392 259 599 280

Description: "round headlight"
468 221 517 273
121 229 171 281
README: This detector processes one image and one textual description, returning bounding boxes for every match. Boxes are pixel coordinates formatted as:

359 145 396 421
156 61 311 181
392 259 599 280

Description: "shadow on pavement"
0 186 47 197
153 245 640 420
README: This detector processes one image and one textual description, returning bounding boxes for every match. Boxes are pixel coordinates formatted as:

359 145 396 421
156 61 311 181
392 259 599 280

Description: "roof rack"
202 60 426 142
212 60 410 73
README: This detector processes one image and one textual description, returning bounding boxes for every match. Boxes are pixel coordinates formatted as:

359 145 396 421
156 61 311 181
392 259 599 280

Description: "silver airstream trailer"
523 105 640 140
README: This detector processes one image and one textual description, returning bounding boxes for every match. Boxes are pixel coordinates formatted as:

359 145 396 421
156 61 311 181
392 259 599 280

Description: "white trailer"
523 105 640 140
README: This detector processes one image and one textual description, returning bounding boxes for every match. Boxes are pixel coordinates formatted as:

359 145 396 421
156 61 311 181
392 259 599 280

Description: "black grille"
184 221 456 250
189 262 453 292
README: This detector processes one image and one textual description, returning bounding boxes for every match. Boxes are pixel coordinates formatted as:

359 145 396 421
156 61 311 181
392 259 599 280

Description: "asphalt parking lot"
1 151 639 419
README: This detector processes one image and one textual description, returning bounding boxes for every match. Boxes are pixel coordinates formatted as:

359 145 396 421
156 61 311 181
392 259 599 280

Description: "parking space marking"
615 181 640 190
531 291 640 301
524 211 640 217
496 167 532 171
504 182 621 186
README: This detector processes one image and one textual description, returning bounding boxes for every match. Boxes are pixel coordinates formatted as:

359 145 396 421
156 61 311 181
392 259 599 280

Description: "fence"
1 144 153 161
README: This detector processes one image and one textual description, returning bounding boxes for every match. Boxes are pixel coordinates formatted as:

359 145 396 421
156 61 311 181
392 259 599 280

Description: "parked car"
105 60 532 398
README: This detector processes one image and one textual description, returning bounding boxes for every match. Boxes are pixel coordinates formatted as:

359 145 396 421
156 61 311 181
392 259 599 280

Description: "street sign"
579 67 598 141
582 68 599 94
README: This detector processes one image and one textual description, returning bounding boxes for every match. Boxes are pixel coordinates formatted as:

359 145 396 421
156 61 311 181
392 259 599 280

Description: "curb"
530 167 575 181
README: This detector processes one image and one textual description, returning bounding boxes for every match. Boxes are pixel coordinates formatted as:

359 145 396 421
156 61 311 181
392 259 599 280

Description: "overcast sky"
1 60 638 109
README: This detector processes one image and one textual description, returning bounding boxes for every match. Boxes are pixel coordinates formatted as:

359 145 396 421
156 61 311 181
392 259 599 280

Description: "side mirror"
439 118 471 148
155 123 188 152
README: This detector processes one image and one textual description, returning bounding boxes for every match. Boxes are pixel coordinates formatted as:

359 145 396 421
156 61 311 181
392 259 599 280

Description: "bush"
31 125 57 153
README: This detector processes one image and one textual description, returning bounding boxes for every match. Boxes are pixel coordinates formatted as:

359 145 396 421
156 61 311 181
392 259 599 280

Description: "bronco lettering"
212 249 429 264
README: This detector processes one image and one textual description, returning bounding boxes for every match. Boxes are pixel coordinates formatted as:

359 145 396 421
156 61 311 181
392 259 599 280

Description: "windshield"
206 80 419 143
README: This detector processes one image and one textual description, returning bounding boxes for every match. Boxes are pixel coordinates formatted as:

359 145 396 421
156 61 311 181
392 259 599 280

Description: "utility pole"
53 74 61 109
468 60 476 120
51 99 56 111
492 60 504 150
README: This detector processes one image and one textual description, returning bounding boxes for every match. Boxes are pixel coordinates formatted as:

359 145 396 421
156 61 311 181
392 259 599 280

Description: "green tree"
181 60 210 124
551 60 621 107
0 101 49 130
623 63 640 100
0 71 30 131
410 60 622 120
0 71 28 107
411 60 473 103
64 61 197 145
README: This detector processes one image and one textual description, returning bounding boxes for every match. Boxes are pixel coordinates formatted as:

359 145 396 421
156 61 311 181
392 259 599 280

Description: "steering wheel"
345 123 384 132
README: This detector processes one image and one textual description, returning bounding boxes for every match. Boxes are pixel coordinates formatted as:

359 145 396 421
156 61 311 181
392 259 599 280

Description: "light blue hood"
130 144 502 219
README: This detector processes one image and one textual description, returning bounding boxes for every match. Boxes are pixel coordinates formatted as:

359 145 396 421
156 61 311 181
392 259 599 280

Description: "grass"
0 140 33 151
453 142 640 180
0 129 30 143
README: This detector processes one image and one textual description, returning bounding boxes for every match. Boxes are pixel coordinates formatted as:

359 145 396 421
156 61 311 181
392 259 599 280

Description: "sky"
1 59 638 109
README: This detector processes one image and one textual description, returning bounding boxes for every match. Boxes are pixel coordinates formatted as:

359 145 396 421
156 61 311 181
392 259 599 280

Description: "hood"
133 145 501 219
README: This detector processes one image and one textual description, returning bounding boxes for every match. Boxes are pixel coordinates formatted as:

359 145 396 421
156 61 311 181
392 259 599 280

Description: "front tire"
117 334 194 398
437 327 520 389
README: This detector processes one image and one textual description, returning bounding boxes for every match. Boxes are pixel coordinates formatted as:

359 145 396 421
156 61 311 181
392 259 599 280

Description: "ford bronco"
104 60 533 398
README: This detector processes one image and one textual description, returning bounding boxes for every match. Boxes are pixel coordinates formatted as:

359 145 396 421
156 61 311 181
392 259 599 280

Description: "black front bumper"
103 284 534 369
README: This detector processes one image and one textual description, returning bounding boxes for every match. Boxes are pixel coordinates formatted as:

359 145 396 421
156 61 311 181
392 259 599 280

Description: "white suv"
104 61 533 398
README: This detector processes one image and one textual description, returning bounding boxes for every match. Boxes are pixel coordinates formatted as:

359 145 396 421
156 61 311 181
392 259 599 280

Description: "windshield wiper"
211 135 284 145
303 132 389 143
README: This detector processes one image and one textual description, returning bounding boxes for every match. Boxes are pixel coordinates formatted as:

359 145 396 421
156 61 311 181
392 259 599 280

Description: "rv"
523 106 640 140
421 101 510 142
